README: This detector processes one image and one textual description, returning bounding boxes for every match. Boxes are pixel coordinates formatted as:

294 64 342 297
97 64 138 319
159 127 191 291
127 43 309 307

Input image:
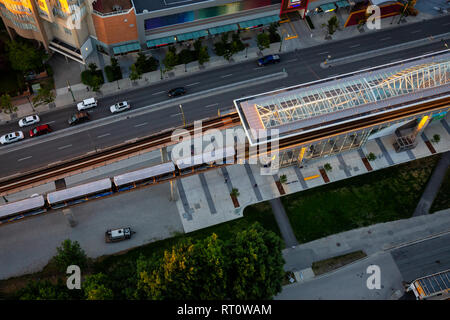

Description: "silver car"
0 131 24 145
18 115 40 128
110 101 130 113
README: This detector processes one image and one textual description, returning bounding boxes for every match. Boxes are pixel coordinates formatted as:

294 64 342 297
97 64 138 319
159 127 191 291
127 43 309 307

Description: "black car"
68 111 90 125
257 54 281 66
168 87 186 97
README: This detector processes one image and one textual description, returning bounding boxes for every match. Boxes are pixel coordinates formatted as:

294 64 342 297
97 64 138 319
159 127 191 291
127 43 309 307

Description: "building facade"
1 0 286 63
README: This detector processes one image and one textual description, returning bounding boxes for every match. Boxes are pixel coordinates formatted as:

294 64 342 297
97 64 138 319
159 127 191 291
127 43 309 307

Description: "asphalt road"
390 233 450 282
1 15 449 179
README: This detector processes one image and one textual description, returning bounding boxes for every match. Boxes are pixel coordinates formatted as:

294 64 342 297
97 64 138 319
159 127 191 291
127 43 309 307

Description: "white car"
110 101 130 113
77 97 97 111
18 115 40 127
0 131 24 145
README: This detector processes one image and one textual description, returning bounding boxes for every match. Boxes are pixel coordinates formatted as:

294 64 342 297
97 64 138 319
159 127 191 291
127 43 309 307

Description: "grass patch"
429 165 450 213
312 250 367 276
281 155 439 243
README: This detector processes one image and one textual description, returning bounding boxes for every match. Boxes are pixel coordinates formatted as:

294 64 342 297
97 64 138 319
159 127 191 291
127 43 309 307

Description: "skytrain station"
234 52 450 168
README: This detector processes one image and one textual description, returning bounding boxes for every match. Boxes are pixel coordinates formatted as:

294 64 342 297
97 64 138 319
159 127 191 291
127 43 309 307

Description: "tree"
88 62 98 73
134 53 158 74
197 46 210 65
326 16 339 35
230 188 240 197
432 134 440 143
32 83 55 108
367 152 377 161
83 273 113 300
18 279 79 300
268 23 281 43
226 223 285 299
279 174 287 184
105 57 122 82
91 75 102 92
0 93 16 113
324 163 332 172
81 65 104 91
129 64 141 83
257 33 270 53
53 239 88 273
6 40 46 73
179 48 194 71
163 48 179 71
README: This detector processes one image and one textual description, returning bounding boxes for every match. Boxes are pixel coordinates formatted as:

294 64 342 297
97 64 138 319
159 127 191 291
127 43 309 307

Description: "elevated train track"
1 94 449 196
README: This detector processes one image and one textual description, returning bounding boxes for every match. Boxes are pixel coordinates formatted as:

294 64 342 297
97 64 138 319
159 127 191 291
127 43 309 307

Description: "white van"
77 97 97 111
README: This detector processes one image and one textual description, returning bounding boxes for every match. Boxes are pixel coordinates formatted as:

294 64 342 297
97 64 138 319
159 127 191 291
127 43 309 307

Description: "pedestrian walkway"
172 114 450 233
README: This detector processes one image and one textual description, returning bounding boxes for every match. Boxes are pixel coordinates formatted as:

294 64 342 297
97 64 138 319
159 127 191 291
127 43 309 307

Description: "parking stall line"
17 156 32 162
97 133 111 139
58 144 72 150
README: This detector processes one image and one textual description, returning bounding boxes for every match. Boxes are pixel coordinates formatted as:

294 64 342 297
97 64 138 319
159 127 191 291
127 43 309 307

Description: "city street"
1 37 448 179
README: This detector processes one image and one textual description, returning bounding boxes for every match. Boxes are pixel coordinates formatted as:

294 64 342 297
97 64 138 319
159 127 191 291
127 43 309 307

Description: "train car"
175 146 236 175
46 178 113 209
113 162 176 192
0 195 46 225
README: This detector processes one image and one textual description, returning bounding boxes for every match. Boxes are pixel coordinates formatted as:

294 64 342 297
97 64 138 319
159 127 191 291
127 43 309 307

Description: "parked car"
77 97 97 111
18 115 40 127
68 111 90 125
110 101 130 113
105 227 134 243
29 124 52 137
168 87 186 97
0 131 24 145
257 54 281 66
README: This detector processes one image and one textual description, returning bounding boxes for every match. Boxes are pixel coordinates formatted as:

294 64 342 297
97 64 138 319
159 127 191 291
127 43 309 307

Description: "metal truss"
256 60 450 128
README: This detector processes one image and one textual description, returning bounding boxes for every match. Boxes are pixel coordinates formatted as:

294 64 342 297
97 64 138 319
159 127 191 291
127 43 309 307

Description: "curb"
382 228 450 251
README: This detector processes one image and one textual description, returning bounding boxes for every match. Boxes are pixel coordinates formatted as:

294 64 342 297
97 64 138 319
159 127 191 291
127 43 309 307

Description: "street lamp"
179 104 186 127
67 80 75 102
117 79 120 90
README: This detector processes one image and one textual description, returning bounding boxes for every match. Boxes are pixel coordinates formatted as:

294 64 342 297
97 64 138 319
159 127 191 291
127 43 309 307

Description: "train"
0 146 236 225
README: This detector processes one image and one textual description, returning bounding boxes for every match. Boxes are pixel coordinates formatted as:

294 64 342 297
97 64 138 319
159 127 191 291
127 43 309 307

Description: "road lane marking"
186 82 200 87
253 67 264 70
58 144 72 150
171 113 182 117
318 51 329 55
18 156 32 162
97 133 111 138
380 37 391 41
221 74 233 78
204 103 218 108
410 30 422 34
134 122 148 127
349 44 360 48
46 121 56 124
152 91 165 95
286 58 298 63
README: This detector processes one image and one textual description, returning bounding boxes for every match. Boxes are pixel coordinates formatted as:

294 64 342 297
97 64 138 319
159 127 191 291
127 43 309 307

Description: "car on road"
257 54 281 66
0 131 24 145
18 115 40 127
77 97 97 111
105 227 134 243
68 111 90 126
168 87 186 97
110 101 130 113
29 124 52 137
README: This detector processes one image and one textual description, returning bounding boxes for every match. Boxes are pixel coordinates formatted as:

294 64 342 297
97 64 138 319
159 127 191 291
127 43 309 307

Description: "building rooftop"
234 52 450 145
132 0 212 14
92 0 133 15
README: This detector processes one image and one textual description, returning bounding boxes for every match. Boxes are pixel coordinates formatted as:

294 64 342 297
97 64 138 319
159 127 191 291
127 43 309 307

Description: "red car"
29 124 52 137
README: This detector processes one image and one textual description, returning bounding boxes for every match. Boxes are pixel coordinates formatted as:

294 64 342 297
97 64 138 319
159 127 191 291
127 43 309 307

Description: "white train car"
47 178 113 209
113 162 175 191
0 195 46 225
176 146 235 174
